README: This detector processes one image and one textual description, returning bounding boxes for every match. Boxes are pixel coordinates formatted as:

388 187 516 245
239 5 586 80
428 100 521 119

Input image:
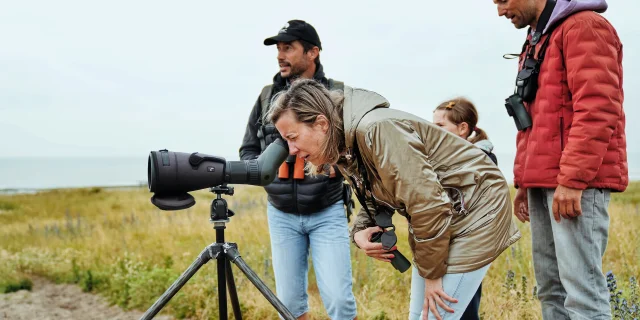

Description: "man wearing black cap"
239 20 357 320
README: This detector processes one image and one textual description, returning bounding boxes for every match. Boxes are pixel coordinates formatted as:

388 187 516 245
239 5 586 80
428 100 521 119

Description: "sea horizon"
1 153 639 194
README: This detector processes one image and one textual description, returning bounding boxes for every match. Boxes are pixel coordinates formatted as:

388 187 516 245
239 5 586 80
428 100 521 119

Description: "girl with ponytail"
432 98 497 165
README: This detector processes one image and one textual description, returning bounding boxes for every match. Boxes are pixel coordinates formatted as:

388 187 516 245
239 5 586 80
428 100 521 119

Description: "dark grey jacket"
239 64 344 214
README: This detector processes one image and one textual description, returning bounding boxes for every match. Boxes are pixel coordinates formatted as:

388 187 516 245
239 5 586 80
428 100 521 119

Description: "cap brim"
264 34 299 46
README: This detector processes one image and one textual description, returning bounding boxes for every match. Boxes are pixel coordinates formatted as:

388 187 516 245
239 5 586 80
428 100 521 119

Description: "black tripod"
140 185 296 320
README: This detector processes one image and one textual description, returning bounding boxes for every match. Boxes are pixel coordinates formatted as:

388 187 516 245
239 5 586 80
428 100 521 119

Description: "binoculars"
371 231 411 273
505 93 533 131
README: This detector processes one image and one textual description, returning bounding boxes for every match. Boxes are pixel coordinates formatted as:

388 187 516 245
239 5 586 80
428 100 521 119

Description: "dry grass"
0 183 638 319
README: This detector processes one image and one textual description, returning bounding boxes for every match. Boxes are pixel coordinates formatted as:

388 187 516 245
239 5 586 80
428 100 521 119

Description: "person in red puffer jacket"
493 0 627 319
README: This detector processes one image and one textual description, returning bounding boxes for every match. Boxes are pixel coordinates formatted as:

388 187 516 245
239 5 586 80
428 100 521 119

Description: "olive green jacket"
336 86 521 280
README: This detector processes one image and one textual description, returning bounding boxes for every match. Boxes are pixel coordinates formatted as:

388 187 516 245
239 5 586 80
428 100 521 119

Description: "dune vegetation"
1 182 638 319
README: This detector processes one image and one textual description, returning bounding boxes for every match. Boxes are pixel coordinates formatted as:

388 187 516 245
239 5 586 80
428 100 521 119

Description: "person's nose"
288 142 299 155
277 49 285 61
497 6 507 17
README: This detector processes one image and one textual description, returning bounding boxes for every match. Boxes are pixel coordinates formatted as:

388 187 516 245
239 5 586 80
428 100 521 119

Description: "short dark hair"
299 39 321 65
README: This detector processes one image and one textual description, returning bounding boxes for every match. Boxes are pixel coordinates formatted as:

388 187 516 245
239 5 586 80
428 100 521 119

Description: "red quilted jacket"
514 10 627 192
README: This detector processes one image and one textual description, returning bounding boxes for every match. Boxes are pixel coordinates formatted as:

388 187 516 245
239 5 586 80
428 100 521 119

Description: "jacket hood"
342 86 390 149
542 0 608 34
474 139 494 154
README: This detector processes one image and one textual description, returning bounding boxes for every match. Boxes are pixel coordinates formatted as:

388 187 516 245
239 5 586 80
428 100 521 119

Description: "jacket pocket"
456 209 496 238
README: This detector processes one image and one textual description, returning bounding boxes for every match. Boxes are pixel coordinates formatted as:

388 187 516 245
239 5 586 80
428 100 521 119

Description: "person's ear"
306 46 319 62
458 122 470 138
315 115 329 133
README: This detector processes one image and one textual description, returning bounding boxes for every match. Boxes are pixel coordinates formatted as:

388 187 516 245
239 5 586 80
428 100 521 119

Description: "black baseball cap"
263 20 322 50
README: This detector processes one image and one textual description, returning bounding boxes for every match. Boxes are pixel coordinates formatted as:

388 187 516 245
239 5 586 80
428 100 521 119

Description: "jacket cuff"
557 176 589 190
349 211 376 248
415 259 448 280
413 238 450 279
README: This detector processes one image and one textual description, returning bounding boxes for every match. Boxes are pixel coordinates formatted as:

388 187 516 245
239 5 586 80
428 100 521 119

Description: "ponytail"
468 127 489 144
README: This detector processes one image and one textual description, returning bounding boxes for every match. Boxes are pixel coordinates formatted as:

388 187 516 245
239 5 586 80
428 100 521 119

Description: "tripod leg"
218 253 230 320
224 245 296 320
140 247 215 320
226 259 242 320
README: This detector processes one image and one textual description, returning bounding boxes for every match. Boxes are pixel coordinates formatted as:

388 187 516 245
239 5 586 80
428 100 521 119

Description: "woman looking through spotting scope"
266 79 520 320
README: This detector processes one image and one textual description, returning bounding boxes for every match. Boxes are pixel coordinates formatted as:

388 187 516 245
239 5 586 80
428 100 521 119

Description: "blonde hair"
266 78 345 175
434 97 488 144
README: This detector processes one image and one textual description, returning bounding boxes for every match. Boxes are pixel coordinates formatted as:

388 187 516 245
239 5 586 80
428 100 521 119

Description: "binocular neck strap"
531 0 557 45
348 140 378 221
524 0 557 60
348 141 399 247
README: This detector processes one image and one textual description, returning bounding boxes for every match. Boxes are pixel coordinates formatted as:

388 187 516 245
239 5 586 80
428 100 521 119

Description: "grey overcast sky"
0 0 638 162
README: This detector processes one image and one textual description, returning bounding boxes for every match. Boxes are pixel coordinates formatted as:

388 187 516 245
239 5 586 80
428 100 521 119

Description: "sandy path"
0 277 173 320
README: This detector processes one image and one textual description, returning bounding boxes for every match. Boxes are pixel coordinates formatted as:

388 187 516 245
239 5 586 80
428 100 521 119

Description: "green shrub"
3 278 33 293
0 201 17 211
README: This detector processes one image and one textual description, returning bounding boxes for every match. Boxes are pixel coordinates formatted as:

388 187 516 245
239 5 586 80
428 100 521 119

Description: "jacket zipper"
443 187 469 216
560 116 564 151
292 163 298 213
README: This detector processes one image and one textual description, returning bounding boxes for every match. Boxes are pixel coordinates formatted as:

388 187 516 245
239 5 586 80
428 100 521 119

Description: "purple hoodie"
540 0 608 34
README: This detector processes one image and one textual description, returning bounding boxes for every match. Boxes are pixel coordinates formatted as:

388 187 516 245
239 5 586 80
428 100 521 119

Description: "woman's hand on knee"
422 277 457 320
353 227 397 262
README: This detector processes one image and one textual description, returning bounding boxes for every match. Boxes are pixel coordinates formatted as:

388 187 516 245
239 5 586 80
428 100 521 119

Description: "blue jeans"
267 200 357 319
528 188 612 320
409 264 490 320
410 267 483 320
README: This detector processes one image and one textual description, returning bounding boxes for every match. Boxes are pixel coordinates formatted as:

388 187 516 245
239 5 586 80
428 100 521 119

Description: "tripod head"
210 184 235 223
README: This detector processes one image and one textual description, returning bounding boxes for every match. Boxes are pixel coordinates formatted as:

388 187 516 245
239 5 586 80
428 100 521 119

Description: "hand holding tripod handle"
371 232 411 273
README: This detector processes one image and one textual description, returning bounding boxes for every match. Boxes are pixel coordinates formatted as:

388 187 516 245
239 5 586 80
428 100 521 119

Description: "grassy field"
1 183 639 319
